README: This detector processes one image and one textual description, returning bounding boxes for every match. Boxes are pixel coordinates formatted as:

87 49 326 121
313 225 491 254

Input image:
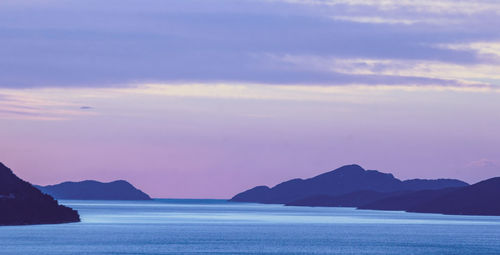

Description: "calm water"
1 199 499 255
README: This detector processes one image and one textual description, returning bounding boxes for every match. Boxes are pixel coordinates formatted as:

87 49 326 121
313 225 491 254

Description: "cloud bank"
0 0 499 88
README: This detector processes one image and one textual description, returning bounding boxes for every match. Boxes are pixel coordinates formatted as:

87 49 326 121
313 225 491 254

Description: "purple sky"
1 0 500 198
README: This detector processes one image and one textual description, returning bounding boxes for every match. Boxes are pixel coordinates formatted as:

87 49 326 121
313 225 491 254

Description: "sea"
1 199 499 255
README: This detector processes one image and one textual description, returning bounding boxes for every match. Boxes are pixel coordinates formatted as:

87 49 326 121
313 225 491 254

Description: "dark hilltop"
0 162 80 226
230 164 500 216
36 180 151 200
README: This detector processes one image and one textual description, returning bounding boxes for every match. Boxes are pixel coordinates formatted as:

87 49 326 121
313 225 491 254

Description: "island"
230 164 500 216
0 162 80 226
231 164 468 204
407 177 500 216
36 180 152 200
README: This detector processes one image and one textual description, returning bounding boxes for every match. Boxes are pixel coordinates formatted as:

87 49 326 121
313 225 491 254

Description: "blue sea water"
1 199 499 255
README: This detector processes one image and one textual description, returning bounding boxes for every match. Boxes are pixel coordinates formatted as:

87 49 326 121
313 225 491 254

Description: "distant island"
36 180 152 200
0 162 80 226
231 164 500 216
231 164 468 204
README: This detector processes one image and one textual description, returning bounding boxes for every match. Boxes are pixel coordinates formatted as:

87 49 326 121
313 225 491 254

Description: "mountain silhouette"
354 177 500 216
36 180 151 200
0 162 80 226
285 190 408 207
231 164 468 204
357 188 460 211
408 177 500 215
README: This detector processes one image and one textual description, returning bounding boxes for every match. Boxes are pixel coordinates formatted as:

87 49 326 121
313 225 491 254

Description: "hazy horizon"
1 0 500 198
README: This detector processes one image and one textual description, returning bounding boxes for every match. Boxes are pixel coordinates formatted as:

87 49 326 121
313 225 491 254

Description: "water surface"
1 199 499 254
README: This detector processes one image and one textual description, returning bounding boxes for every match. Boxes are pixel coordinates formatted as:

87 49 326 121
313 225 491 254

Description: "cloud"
0 90 97 120
274 54 500 87
437 42 500 63
466 159 500 169
1 81 498 121
0 0 499 88
277 0 500 15
330 16 428 25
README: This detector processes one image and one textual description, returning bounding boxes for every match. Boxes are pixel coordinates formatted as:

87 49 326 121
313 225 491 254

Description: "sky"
1 0 500 198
